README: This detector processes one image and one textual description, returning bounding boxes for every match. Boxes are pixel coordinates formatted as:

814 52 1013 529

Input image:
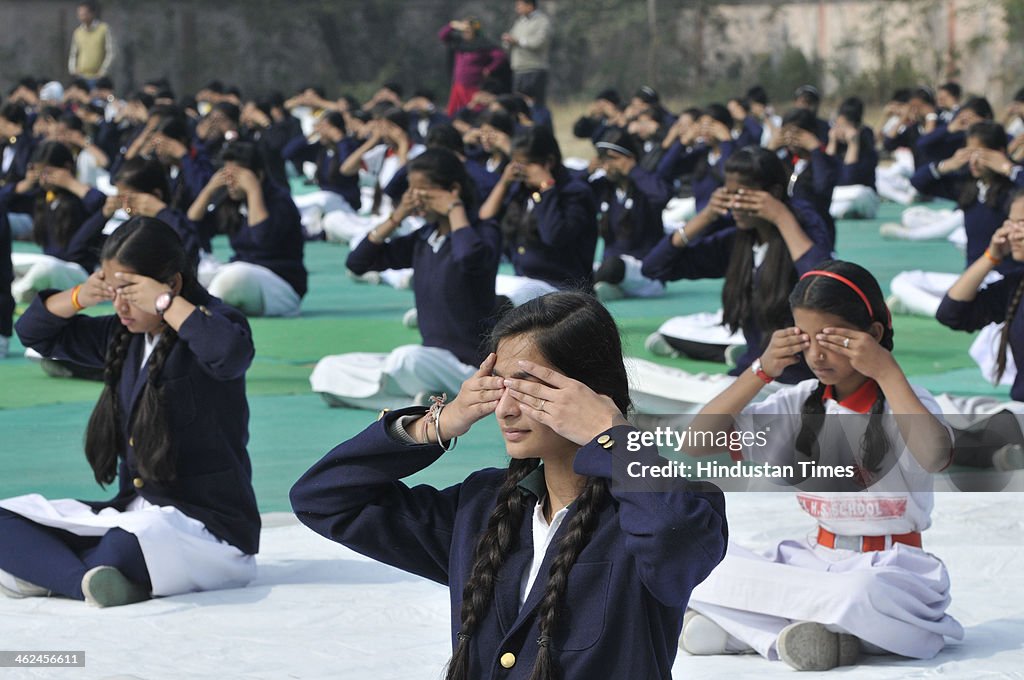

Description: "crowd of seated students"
1 71 1023 448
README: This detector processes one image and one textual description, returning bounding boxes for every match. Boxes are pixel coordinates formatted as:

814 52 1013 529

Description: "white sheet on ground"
1 493 1021 679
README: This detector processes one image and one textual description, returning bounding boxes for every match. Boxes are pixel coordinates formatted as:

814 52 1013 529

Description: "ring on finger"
538 399 546 412
843 337 850 349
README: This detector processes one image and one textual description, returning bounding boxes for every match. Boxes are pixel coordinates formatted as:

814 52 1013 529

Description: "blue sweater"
347 220 501 366
500 172 598 290
936 273 1024 401
592 165 670 261
911 163 1024 271
836 126 878 188
282 135 361 211
641 199 834 382
196 180 308 297
290 409 727 680
16 291 261 554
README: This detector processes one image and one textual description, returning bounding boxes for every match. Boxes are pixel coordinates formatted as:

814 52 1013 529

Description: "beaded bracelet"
427 393 458 452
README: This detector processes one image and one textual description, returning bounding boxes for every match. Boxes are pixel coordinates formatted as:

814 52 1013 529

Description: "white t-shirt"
735 378 952 536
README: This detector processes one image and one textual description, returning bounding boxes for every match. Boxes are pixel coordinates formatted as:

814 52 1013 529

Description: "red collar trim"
822 380 878 414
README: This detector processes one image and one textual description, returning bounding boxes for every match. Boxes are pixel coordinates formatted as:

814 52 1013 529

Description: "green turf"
1 197 1007 511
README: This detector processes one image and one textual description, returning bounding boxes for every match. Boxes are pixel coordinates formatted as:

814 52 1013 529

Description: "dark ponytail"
446 292 627 680
83 216 203 485
31 141 79 250
721 146 796 338
789 260 894 477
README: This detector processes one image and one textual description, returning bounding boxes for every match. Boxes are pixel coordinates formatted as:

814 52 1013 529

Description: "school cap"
40 81 64 101
634 86 660 104
595 88 622 108
793 85 820 102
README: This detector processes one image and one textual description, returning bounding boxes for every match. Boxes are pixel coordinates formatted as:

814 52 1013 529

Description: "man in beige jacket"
502 0 552 107
68 1 116 86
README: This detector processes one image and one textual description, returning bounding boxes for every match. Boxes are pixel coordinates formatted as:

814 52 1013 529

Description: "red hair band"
800 270 891 328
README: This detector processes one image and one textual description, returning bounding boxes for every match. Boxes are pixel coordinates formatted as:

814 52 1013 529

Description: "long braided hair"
84 216 204 485
31 141 81 250
996 191 1024 383
500 127 566 252
445 292 630 680
720 146 800 338
789 261 894 478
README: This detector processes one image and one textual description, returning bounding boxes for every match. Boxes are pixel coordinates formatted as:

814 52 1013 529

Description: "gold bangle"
70 284 85 312
984 248 1002 265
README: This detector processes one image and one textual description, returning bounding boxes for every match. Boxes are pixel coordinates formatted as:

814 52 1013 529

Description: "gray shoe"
993 443 1024 471
777 621 859 671
402 308 418 329
680 610 729 655
82 566 150 607
594 281 625 302
0 569 50 598
644 332 680 358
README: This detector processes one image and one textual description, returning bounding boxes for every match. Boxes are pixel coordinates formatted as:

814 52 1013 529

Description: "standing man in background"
68 1 115 87
502 0 552 107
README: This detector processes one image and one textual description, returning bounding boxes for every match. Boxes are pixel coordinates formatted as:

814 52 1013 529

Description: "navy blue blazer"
282 135 362 211
936 273 1024 401
0 212 12 338
0 132 36 187
911 162 1024 270
15 291 261 554
291 409 727 680
836 126 878 188
347 220 501 366
592 165 670 261
500 172 598 290
641 198 834 382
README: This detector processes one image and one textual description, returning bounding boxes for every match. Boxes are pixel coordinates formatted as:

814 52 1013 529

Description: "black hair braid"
33 189 79 250
996 277 1024 383
500 189 541 251
84 325 133 485
527 476 610 680
445 458 540 680
131 330 180 483
860 390 891 477
794 381 828 471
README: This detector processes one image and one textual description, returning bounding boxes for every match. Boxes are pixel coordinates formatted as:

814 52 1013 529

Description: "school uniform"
0 131 36 188
202 179 307 317
496 172 598 305
688 379 963 661
9 187 107 303
642 197 832 377
3 291 260 599
320 142 427 245
877 123 923 205
734 116 764 149
284 135 362 239
655 141 734 232
830 126 881 219
409 110 453 146
592 165 670 297
779 147 840 245
888 163 1024 318
914 123 964 168
466 155 506 204
311 219 501 411
169 145 216 217
290 410 728 679
937 272 1024 400
0 212 12 343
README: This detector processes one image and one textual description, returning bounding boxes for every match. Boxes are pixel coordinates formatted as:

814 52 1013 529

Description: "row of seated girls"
2 76 1023 467
0 68 1004 677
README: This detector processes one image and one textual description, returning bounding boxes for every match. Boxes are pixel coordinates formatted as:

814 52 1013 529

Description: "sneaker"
0 569 50 598
402 308 418 329
81 566 150 607
679 610 730 655
594 281 625 302
777 621 859 671
993 443 1024 471
879 222 909 239
346 269 381 285
644 332 680 359
885 294 909 316
724 343 747 369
